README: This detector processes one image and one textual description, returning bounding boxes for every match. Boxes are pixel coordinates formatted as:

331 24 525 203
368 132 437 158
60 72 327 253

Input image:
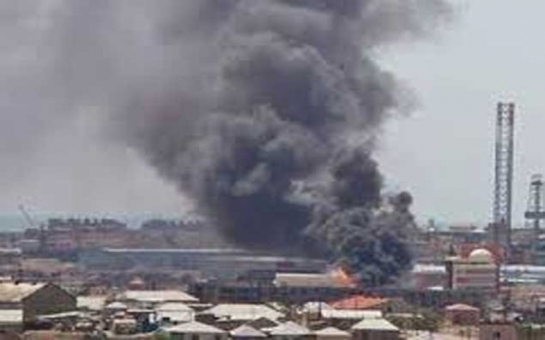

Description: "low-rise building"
117 289 199 309
76 296 107 313
267 321 312 340
0 282 76 323
446 248 499 291
444 303 480 326
351 318 400 340
202 303 284 322
156 302 195 325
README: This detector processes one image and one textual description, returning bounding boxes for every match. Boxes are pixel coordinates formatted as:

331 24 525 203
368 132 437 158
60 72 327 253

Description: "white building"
116 290 198 309
446 248 498 291
202 304 283 322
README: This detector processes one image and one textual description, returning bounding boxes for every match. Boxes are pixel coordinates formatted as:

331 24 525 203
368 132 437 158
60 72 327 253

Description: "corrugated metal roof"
0 309 22 324
321 309 382 320
0 283 45 303
230 324 267 337
351 318 399 331
314 327 351 337
203 304 283 321
268 321 310 336
164 321 225 334
120 290 198 303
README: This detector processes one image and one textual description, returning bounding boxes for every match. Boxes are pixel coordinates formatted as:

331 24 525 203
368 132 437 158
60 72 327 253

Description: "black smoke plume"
1 0 451 285
113 0 450 285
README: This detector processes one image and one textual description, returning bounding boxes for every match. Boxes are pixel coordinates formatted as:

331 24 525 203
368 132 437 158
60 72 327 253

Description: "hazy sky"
379 0 545 228
1 0 543 228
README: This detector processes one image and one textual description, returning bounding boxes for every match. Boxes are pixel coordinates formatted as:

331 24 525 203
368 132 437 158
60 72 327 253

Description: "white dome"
468 248 493 262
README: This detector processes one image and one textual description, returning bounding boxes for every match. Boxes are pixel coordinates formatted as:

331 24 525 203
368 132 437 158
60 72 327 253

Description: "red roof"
331 295 388 310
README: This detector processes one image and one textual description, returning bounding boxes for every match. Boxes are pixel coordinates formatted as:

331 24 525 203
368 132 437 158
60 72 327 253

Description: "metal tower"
524 174 545 238
493 102 515 249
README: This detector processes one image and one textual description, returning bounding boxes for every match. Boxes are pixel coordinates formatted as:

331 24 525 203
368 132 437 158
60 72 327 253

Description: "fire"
332 267 357 288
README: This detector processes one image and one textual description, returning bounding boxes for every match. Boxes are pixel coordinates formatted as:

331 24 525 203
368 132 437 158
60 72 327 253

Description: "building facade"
446 248 499 291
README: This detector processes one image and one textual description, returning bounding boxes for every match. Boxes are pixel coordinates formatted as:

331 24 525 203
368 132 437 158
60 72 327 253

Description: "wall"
352 330 400 340
479 324 517 340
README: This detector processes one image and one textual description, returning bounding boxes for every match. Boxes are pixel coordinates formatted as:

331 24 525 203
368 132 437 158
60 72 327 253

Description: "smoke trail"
0 0 451 285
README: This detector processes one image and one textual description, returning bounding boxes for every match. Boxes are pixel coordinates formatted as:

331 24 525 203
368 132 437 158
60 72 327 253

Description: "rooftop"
77 296 106 311
331 295 388 310
119 290 199 303
164 321 225 334
0 282 45 303
314 327 351 337
103 248 247 254
274 273 350 288
321 309 382 320
268 321 310 336
203 304 283 321
230 324 267 338
351 318 399 332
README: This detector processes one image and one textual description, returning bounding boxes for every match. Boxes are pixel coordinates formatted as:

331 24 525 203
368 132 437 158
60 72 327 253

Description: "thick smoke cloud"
1 0 450 285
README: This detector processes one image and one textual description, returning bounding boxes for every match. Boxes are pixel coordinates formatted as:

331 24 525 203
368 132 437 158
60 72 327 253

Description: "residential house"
351 318 400 340
267 321 312 340
444 303 481 326
117 289 198 309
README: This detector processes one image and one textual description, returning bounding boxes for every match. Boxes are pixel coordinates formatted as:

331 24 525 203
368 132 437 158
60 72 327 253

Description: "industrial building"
445 248 499 291
79 248 327 280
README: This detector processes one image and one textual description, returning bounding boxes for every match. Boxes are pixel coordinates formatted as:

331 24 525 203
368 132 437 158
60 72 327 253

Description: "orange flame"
332 267 357 288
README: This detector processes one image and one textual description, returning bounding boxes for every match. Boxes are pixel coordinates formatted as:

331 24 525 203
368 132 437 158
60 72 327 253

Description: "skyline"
0 1 543 230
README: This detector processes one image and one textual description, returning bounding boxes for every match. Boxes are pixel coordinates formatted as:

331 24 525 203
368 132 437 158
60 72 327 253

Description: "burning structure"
1 0 451 286
111 0 449 286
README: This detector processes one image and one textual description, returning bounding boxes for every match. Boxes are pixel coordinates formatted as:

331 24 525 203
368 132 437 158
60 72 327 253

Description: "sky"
379 0 545 228
1 0 544 228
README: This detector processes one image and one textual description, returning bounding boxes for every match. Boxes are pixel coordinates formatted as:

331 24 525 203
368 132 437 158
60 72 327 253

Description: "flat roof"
102 248 247 254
